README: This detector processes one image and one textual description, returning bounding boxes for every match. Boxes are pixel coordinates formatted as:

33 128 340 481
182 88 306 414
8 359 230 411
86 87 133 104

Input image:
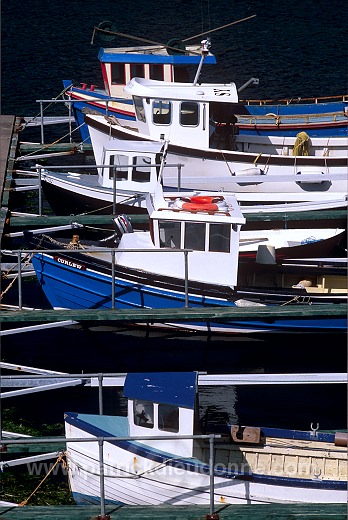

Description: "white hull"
65 423 347 505
87 116 348 201
41 169 348 208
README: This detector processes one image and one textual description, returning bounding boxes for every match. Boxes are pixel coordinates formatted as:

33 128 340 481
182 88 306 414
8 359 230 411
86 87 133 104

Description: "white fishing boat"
25 169 347 333
64 371 348 505
63 26 347 140
37 140 347 234
84 44 347 203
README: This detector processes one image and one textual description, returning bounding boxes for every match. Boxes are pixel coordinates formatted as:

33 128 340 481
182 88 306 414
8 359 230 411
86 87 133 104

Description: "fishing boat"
84 74 348 203
63 41 348 140
37 139 348 232
63 41 217 143
25 174 347 333
64 371 348 505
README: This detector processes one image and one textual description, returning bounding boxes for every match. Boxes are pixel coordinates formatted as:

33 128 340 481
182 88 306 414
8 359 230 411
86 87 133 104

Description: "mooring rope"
18 452 66 507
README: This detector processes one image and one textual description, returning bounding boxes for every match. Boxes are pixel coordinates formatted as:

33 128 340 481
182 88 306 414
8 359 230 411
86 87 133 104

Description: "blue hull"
63 81 348 141
31 253 347 334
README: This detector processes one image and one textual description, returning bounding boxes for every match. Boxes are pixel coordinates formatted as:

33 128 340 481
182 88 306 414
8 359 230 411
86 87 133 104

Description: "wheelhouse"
99 45 217 100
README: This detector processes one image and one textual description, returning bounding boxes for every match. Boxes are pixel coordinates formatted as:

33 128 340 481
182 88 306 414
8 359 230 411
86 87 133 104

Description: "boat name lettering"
213 88 231 96
54 256 86 270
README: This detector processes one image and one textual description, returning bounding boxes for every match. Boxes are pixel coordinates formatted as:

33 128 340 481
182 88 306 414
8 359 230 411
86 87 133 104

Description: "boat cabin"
115 180 245 287
99 140 165 193
124 76 248 148
99 45 217 99
124 371 198 457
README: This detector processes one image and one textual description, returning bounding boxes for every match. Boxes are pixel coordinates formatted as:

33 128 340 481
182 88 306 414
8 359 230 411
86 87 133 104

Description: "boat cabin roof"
149 189 246 225
124 372 198 409
125 77 239 103
98 45 217 65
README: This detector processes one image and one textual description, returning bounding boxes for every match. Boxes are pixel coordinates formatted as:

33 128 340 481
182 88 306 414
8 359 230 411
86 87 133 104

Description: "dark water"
1 0 347 117
1 0 347 431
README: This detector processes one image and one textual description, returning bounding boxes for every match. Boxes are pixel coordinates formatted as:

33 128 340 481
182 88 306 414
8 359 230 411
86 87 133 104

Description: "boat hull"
29 243 347 334
66 87 348 140
86 115 348 200
64 414 347 505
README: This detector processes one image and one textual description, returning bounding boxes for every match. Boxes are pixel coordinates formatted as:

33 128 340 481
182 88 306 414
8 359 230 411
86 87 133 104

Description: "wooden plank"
0 503 346 519
6 210 347 229
0 115 17 240
0 304 346 323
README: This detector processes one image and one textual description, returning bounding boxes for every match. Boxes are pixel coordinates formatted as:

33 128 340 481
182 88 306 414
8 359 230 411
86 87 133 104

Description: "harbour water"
1 0 347 424
0 0 347 510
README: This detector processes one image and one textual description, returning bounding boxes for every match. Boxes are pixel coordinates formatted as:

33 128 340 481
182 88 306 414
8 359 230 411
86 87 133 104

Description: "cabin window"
149 64 164 81
173 65 190 82
133 400 154 429
184 222 205 251
180 102 199 127
158 404 179 432
159 220 181 248
130 156 151 183
108 154 128 181
134 96 146 122
111 63 126 85
153 100 171 125
130 63 145 79
209 223 231 252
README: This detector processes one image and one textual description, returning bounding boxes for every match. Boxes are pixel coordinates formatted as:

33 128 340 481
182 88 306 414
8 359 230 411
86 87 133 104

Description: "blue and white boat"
26 162 347 333
84 76 348 202
63 41 217 143
63 41 347 141
64 371 348 505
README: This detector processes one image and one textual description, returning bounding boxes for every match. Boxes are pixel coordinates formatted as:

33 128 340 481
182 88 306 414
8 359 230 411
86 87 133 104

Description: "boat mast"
193 38 211 86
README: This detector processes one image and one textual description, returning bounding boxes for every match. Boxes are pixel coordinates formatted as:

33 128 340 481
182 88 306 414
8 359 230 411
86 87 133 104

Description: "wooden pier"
1 304 347 325
0 503 346 519
1 114 347 327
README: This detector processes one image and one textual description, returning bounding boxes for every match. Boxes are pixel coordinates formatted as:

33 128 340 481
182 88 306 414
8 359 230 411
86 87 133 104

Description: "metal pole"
209 435 215 517
111 250 116 309
177 164 182 191
98 374 104 415
38 167 42 216
112 166 117 215
184 250 189 308
68 100 72 143
40 101 44 144
98 439 106 517
17 250 22 310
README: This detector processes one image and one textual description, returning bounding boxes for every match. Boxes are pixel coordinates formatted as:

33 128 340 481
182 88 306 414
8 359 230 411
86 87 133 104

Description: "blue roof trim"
98 49 216 65
64 412 347 491
124 372 197 408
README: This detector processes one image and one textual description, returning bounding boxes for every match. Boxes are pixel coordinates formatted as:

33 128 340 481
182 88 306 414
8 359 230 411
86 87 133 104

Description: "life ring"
188 195 224 204
182 202 220 211
174 195 226 212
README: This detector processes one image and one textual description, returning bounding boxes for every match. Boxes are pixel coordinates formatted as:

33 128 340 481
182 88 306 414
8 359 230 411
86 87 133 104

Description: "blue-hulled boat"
64 371 348 505
85 77 348 201
63 41 347 141
25 168 347 334
63 41 217 143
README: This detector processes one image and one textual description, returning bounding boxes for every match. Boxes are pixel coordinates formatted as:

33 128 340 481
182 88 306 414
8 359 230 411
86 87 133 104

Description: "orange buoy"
188 195 224 204
181 202 219 211
173 195 227 212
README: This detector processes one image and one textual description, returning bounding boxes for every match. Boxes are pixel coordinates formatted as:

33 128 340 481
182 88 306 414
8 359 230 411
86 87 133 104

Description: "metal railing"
8 246 192 310
0 431 221 517
0 370 220 517
34 97 130 144
32 161 184 216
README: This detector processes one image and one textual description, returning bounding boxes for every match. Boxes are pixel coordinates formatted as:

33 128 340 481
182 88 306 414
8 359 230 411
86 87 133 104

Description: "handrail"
7 246 192 310
0 432 221 517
